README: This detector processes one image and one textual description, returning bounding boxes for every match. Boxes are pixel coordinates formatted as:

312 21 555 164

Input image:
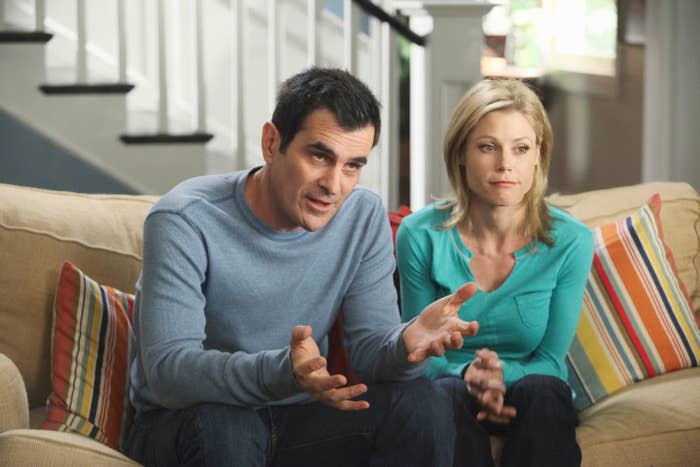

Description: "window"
482 0 618 78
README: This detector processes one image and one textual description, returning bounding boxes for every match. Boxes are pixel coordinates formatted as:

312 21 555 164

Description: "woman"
396 79 593 467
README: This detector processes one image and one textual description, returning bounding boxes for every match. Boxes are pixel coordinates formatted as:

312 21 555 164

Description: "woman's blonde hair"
441 78 553 245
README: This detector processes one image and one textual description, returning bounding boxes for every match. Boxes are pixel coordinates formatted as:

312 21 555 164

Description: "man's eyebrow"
308 142 336 156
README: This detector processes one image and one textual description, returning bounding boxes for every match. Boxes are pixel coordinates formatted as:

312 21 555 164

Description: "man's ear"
261 122 281 163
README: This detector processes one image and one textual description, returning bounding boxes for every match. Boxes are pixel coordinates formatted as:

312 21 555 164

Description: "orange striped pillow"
43 261 134 451
566 195 700 410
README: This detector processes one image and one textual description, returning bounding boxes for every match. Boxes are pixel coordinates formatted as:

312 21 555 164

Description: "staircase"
0 0 404 202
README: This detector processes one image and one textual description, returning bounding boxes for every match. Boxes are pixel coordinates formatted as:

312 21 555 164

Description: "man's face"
261 108 375 232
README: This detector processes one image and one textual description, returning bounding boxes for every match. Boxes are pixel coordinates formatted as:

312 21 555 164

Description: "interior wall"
0 108 135 194
546 44 644 195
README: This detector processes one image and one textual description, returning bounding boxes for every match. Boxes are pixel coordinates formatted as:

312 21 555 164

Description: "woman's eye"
516 146 529 154
479 144 495 152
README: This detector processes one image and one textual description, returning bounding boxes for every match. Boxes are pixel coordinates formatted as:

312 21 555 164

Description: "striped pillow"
43 261 134 451
567 195 700 410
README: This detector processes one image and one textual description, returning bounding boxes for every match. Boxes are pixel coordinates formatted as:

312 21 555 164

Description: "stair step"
0 31 53 43
120 132 214 144
39 83 135 94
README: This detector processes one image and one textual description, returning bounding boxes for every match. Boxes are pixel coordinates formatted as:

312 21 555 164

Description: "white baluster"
194 0 206 132
232 0 246 168
35 0 45 31
267 0 279 116
379 3 399 209
343 0 359 73
157 0 169 133
117 0 126 82
307 0 322 66
76 0 87 83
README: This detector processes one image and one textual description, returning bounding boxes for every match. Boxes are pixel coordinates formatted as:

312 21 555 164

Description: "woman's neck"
460 201 529 256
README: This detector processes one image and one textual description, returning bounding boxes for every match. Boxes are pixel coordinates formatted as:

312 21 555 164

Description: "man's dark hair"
271 67 381 152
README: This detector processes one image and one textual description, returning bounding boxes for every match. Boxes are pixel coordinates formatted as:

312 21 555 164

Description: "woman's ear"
261 122 281 163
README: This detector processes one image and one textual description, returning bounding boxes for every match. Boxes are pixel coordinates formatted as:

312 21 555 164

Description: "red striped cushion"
567 195 700 409
43 261 134 451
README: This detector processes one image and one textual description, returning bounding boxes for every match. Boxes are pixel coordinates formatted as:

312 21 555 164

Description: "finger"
428 340 446 357
293 356 327 376
477 411 512 425
448 331 464 349
304 374 348 392
407 349 426 363
484 379 506 393
443 283 478 316
500 405 517 418
290 325 312 345
322 383 368 403
332 399 371 411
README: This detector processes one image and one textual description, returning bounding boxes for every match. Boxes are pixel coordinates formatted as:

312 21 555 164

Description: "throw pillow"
566 195 700 410
42 261 135 451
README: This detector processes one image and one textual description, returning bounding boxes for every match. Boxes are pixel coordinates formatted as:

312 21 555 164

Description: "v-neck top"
396 202 594 388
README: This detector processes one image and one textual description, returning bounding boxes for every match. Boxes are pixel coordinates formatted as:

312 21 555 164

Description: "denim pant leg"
500 375 581 467
272 378 455 467
434 376 495 467
124 402 270 467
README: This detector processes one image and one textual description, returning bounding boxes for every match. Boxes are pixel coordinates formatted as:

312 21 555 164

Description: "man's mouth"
305 195 335 213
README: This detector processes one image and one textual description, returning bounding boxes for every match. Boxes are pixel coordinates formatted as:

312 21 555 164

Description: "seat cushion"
577 366 700 466
0 429 140 466
0 183 157 409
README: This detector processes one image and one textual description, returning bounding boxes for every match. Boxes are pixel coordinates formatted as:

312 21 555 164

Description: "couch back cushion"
548 182 700 319
0 183 157 409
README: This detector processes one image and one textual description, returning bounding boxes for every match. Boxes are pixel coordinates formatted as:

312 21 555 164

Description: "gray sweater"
129 168 425 413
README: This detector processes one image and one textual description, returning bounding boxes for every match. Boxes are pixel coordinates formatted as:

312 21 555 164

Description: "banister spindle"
267 0 279 116
117 0 126 82
343 0 359 73
233 0 246 168
307 0 322 66
157 0 169 133
35 0 45 31
194 0 206 132
76 0 87 82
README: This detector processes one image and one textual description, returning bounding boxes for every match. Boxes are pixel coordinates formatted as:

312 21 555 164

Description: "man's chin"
301 211 336 232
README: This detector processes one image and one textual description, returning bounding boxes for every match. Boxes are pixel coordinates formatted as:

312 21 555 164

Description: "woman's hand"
464 349 516 424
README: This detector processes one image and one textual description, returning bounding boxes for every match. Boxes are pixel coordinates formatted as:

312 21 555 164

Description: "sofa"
0 180 698 466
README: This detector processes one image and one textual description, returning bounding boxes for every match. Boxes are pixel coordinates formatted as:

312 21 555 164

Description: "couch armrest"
0 353 29 433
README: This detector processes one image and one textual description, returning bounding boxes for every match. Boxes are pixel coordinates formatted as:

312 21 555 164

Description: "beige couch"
0 181 698 466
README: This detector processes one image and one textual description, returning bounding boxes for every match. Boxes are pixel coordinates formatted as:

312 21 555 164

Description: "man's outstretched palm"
403 282 480 362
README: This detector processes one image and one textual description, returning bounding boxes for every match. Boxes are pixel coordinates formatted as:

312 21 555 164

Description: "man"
125 68 479 466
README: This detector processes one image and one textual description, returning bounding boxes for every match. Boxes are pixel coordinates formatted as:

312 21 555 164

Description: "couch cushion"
577 366 700 466
566 195 700 409
42 261 135 451
0 183 157 409
0 429 140 466
548 182 700 317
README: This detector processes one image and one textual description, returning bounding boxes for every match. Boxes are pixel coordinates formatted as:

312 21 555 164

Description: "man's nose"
319 165 342 195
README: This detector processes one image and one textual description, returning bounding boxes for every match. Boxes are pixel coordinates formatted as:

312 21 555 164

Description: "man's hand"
464 349 516 425
402 283 480 362
290 325 369 411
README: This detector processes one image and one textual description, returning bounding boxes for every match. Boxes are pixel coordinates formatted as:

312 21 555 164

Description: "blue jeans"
124 378 454 467
436 374 581 467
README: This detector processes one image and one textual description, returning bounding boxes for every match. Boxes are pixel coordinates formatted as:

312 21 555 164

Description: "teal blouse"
396 203 594 387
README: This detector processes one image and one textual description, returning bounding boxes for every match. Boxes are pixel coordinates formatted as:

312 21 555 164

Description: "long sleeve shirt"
129 168 425 413
396 203 593 387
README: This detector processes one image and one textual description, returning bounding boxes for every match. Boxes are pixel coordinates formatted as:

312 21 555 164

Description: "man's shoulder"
151 171 244 215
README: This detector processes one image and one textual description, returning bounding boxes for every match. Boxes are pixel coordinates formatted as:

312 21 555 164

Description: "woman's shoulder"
400 201 452 232
546 204 594 250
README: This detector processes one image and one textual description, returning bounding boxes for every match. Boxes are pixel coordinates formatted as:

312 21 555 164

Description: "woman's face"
463 109 539 210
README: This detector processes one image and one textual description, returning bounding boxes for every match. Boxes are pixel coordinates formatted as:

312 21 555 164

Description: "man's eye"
311 153 326 162
344 163 363 173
